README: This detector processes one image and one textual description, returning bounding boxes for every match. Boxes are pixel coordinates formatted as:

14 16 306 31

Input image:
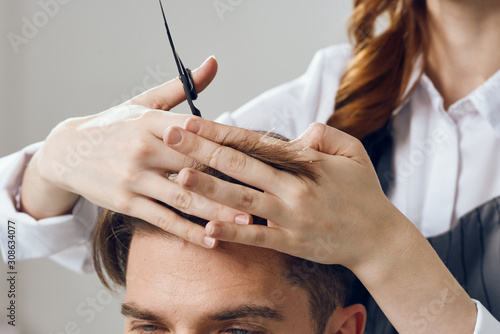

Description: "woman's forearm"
353 209 477 334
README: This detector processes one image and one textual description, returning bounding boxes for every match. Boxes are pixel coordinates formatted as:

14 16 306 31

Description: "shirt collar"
467 70 500 137
398 64 500 138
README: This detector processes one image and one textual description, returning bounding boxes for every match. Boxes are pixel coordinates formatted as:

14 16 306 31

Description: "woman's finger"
177 168 286 223
130 56 218 110
294 122 371 165
183 116 278 147
164 126 298 193
126 196 218 249
205 220 290 252
132 170 252 224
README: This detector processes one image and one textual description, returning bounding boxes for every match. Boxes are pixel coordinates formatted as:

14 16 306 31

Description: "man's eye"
135 325 159 332
226 330 264 334
143 325 159 331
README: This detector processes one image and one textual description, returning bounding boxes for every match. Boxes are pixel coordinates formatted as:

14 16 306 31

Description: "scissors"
159 0 202 117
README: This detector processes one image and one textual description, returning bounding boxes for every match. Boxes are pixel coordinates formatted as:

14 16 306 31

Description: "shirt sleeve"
473 299 500 334
0 142 97 274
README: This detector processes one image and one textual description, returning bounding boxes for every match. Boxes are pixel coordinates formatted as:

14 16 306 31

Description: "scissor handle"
177 55 198 101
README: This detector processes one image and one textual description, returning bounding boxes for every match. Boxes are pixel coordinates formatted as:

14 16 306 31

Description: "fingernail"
208 224 222 236
201 55 215 66
235 215 249 225
166 127 182 145
203 236 216 248
181 170 198 188
185 118 201 134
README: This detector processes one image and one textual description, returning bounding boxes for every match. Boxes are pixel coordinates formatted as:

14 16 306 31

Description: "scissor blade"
159 0 184 76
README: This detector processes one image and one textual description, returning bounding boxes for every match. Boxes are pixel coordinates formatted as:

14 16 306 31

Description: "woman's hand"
165 118 477 334
21 57 250 248
165 119 402 269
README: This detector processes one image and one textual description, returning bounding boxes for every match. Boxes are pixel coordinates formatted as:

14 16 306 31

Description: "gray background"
0 0 351 332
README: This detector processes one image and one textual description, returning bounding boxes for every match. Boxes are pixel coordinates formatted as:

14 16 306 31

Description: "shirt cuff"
0 142 98 272
473 299 500 334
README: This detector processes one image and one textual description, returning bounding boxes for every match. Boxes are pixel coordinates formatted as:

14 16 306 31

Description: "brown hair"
328 0 428 140
93 133 355 334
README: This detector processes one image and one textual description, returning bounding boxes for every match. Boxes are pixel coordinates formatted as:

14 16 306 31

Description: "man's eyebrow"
122 303 284 322
206 305 285 322
121 303 163 322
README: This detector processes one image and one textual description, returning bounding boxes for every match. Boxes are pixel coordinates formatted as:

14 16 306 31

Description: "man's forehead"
132 230 281 266
123 233 303 323
126 232 286 294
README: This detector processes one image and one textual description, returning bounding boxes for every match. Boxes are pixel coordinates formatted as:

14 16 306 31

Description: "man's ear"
323 303 366 334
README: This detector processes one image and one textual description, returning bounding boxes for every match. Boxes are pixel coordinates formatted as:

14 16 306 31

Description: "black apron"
356 121 500 333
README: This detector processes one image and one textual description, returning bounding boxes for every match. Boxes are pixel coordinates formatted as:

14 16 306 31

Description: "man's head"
93 133 366 334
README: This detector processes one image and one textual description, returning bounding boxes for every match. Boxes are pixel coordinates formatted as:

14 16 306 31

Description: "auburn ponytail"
328 0 428 140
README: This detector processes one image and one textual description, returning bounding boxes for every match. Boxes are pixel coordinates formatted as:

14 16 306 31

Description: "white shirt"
1 44 499 332
391 71 500 237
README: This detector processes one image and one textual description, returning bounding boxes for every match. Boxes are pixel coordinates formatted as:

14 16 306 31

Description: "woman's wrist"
351 206 477 333
20 150 79 219
348 201 418 283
